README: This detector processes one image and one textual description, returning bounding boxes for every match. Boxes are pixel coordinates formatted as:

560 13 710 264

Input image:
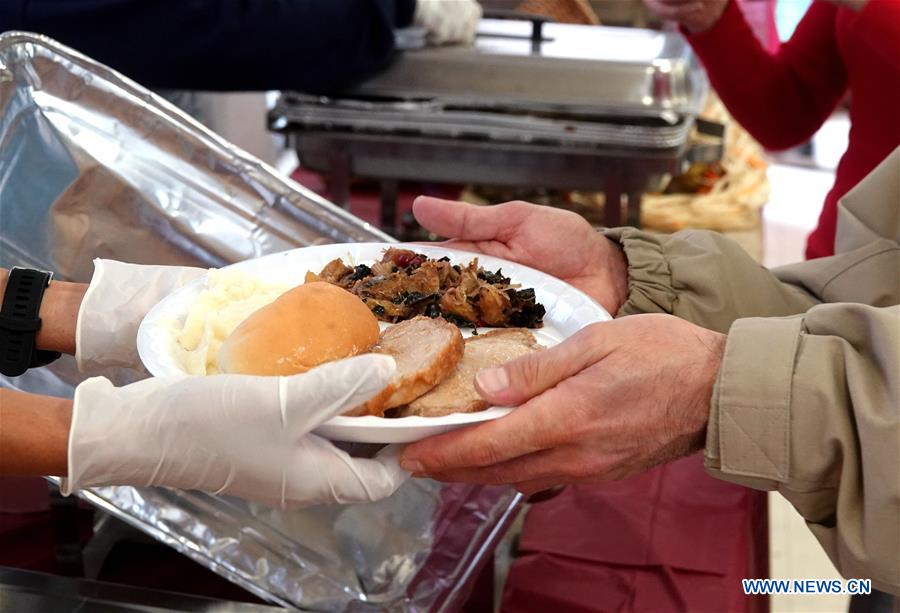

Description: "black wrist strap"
0 268 61 377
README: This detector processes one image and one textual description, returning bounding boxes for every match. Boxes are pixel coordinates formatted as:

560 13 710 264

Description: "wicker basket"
641 96 770 234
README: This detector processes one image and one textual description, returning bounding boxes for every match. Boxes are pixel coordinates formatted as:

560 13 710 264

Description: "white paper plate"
137 243 610 443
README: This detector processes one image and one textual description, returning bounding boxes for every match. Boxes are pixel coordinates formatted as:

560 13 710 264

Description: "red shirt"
686 0 900 259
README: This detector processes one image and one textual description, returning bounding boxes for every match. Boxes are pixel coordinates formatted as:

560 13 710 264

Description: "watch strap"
0 268 61 377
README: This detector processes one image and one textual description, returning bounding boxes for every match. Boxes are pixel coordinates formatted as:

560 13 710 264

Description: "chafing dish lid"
353 20 706 117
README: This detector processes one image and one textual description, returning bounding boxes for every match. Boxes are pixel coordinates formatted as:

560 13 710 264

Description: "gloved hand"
414 0 483 45
76 259 205 372
62 355 408 508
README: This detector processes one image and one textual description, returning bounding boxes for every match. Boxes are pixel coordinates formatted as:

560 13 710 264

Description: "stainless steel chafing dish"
270 17 717 233
0 32 521 611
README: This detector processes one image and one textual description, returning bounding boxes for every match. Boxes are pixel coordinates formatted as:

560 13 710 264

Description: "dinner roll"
217 282 380 376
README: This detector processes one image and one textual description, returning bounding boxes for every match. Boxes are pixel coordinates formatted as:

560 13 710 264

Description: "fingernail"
476 367 509 395
401 459 423 473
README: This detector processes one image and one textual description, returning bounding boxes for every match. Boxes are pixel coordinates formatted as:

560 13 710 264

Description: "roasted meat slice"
398 329 541 417
476 284 512 327
346 317 465 417
442 261 461 287
458 265 481 296
439 286 479 323
365 298 412 321
311 258 353 285
383 248 424 269
369 260 395 277
404 265 441 296
358 274 406 301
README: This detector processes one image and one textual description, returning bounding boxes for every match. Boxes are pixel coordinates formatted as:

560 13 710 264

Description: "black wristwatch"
0 267 62 377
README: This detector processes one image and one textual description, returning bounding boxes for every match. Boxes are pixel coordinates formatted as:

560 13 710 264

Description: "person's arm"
706 303 900 593
0 266 81 475
602 148 900 591
0 355 407 507
604 148 900 332
832 0 900 68
0 389 71 476
17 0 417 92
0 269 86 356
685 0 848 150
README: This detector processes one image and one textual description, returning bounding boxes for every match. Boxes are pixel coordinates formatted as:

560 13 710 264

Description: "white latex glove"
414 0 482 45
62 355 408 508
76 259 206 373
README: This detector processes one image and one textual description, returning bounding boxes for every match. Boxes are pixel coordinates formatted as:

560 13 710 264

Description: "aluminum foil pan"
0 31 521 610
0 31 390 281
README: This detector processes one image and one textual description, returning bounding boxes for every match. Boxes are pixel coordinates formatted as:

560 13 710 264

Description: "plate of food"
137 243 611 443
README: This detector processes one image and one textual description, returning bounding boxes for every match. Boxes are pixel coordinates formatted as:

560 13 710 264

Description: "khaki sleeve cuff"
601 228 677 317
704 316 803 488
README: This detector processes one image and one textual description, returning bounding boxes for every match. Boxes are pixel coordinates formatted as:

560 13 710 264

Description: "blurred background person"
0 0 481 92
644 0 900 259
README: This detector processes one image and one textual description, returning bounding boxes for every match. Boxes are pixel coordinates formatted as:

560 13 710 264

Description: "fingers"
401 380 583 475
299 439 410 506
474 325 609 407
401 323 625 476
281 355 397 429
412 197 524 242
425 445 580 485
333 444 411 504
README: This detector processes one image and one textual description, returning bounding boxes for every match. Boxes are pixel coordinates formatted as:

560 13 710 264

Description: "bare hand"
644 0 728 33
400 315 726 494
412 197 629 316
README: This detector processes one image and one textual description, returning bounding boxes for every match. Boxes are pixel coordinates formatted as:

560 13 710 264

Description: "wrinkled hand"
77 259 206 373
644 0 728 33
400 315 725 494
64 355 409 508
413 197 629 316
415 0 483 45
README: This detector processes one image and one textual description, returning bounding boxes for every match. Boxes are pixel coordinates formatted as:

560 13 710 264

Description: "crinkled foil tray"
0 32 521 611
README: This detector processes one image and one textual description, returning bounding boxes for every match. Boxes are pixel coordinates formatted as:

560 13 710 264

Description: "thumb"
326 444 411 504
288 441 410 506
281 354 397 429
474 325 610 406
413 196 517 242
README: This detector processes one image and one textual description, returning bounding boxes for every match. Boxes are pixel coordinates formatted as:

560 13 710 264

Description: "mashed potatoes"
172 270 289 375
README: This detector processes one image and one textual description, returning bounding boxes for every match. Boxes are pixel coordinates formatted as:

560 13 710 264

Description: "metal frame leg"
603 162 626 228
380 179 399 236
626 191 643 228
326 150 352 209
604 187 624 228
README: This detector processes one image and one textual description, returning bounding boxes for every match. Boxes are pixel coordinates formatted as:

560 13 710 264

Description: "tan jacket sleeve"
603 148 900 592
603 149 899 331
709 305 899 593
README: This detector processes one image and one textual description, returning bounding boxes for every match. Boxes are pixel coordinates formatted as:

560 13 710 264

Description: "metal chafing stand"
270 17 715 234
0 32 522 611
